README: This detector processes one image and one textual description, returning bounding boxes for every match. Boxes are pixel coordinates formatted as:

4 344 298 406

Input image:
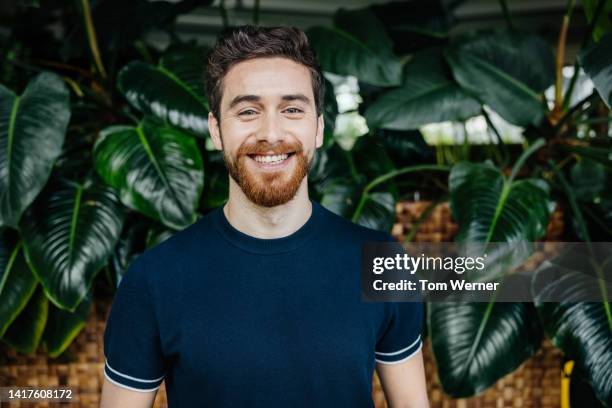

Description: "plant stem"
80 0 106 78
351 165 450 223
508 138 545 184
482 107 509 167
253 0 260 25
219 0 229 29
562 0 605 109
554 0 575 111
554 91 598 133
499 0 514 30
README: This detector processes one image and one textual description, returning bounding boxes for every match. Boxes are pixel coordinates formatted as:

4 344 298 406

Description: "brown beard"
223 139 311 207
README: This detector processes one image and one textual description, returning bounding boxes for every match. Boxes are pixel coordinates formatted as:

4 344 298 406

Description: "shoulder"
134 209 219 277
314 201 395 244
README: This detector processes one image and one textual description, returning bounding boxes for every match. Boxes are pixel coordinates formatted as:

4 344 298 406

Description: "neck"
223 178 312 239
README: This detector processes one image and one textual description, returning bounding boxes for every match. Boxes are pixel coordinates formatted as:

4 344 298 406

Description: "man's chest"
159 262 384 383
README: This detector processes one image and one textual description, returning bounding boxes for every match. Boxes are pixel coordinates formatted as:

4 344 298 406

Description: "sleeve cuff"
375 335 423 365
103 358 165 392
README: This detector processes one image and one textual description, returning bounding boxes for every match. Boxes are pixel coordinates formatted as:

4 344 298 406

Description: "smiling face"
208 57 324 207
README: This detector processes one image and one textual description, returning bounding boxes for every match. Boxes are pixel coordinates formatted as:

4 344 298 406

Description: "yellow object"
561 360 574 408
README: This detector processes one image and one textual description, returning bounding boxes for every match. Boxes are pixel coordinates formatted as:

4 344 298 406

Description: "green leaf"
0 230 37 338
351 134 397 183
320 177 361 219
307 9 402 87
532 255 612 406
159 45 209 107
354 191 395 232
42 290 92 358
579 33 612 108
430 160 552 396
202 151 228 210
449 162 552 245
562 144 612 171
94 119 204 229
2 285 49 355
0 72 70 227
376 129 434 165
446 30 554 126
571 159 607 202
320 180 396 232
429 301 543 397
63 0 210 56
365 49 481 130
118 56 209 136
322 76 338 148
146 223 177 249
309 144 355 197
583 0 612 42
370 0 452 53
20 179 124 311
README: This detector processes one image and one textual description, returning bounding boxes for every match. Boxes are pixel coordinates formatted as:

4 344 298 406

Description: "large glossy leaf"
309 144 355 197
354 192 395 232
351 134 397 184
42 290 92 358
320 179 396 232
306 9 402 87
365 49 481 130
571 158 607 202
430 160 552 396
202 151 229 210
532 257 612 406
449 161 552 245
94 119 204 229
322 76 338 148
446 30 554 126
579 33 612 108
429 301 543 396
375 128 434 165
20 179 124 311
0 230 37 338
320 177 361 219
0 72 70 227
370 0 453 53
1 285 48 355
118 52 209 136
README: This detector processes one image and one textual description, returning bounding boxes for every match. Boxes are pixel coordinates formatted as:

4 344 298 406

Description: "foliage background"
0 0 611 405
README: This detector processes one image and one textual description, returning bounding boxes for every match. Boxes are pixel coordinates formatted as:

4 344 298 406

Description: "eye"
239 109 257 116
285 107 303 114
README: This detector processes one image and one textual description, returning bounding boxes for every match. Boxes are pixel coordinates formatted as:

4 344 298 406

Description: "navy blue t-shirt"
103 200 424 407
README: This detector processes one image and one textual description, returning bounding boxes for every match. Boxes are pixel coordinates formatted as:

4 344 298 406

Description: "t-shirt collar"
212 200 322 254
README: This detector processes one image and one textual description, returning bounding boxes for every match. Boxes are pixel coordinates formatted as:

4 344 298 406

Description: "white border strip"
375 335 421 356
375 341 423 365
104 371 161 393
105 359 165 383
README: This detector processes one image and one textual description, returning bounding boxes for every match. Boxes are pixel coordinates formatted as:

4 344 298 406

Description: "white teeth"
253 154 289 164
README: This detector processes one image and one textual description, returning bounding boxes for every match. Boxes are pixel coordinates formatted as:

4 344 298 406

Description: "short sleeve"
375 300 424 364
103 255 166 392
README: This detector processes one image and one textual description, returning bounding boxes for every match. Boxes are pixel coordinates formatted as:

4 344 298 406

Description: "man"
100 25 428 408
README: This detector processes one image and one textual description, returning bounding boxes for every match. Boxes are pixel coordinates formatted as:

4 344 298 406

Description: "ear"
208 112 223 151
315 114 324 149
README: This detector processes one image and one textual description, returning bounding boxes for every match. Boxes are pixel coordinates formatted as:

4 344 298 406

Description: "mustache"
237 141 304 156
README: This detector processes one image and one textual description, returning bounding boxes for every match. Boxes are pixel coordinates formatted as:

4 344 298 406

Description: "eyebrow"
227 93 312 110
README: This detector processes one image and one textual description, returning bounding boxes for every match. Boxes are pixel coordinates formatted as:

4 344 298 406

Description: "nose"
256 112 284 144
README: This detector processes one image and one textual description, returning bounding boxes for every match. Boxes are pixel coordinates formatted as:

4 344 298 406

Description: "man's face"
208 57 324 207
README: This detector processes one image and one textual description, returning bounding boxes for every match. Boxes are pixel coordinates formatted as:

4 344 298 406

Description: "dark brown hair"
204 25 325 123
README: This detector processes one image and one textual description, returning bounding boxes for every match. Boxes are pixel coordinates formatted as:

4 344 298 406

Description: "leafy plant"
0 1 610 406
